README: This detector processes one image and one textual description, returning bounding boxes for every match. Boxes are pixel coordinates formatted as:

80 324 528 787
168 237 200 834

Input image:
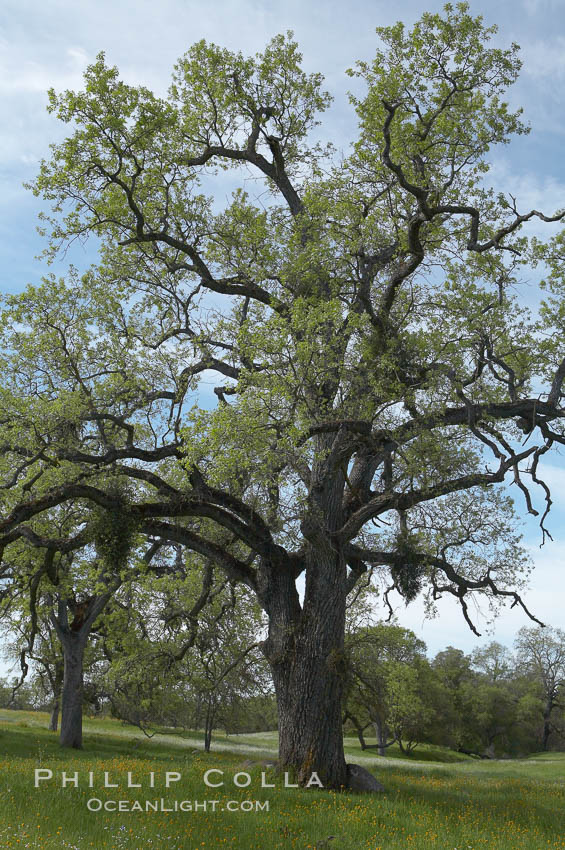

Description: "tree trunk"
59 633 86 748
48 666 64 732
343 711 368 750
356 727 367 750
542 704 552 752
374 717 389 757
260 541 349 789
204 700 214 753
49 694 61 732
50 590 113 749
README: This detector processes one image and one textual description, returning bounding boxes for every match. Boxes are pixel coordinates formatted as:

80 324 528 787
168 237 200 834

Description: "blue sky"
1 0 564 670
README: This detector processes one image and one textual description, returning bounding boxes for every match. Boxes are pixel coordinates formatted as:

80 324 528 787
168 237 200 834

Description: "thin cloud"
521 36 565 79
0 44 89 95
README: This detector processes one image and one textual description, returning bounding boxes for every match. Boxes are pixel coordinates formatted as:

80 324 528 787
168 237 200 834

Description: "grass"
1 710 564 849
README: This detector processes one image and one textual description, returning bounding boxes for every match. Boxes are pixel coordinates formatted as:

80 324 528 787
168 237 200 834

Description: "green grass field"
1 710 564 849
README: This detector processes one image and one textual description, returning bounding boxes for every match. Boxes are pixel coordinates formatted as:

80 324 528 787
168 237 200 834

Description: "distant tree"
0 677 36 711
187 590 267 752
461 676 518 757
433 644 529 757
102 561 267 751
432 647 473 692
2 606 64 731
471 641 514 683
515 626 565 751
432 647 478 753
0 497 179 748
221 693 278 735
386 657 445 754
345 623 441 755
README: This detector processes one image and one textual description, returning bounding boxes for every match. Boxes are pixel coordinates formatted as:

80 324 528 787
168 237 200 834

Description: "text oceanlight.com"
85 799 269 813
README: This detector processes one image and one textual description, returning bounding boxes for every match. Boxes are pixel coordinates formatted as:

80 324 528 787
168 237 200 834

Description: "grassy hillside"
1 710 564 849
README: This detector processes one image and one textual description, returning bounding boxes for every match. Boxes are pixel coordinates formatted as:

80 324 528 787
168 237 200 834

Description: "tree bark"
374 717 389 757
59 632 87 748
204 699 214 753
49 590 113 749
343 711 369 750
49 694 61 732
542 701 552 751
260 542 349 789
48 665 63 732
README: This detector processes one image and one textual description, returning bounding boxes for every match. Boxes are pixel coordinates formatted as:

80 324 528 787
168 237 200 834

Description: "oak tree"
2 4 565 787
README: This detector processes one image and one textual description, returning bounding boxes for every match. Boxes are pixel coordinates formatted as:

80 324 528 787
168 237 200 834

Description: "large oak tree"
2 4 565 787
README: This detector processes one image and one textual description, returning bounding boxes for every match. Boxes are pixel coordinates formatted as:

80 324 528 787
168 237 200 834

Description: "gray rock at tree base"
346 763 385 793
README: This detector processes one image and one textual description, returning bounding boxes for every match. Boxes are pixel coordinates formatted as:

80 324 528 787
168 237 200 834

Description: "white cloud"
0 43 90 95
1 0 564 169
522 0 564 16
520 36 565 80
533 461 565 496
485 158 565 238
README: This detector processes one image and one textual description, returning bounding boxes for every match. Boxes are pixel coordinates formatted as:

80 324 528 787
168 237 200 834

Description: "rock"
346 763 385 793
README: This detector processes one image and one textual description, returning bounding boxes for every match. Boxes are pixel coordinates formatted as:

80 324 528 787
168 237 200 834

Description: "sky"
1 0 565 674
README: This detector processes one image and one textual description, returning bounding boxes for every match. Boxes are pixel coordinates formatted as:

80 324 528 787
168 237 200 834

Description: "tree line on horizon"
2 604 564 760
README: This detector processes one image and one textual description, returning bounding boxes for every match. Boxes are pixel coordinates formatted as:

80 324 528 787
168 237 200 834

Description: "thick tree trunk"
261 541 349 789
59 633 87 748
272 642 347 788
